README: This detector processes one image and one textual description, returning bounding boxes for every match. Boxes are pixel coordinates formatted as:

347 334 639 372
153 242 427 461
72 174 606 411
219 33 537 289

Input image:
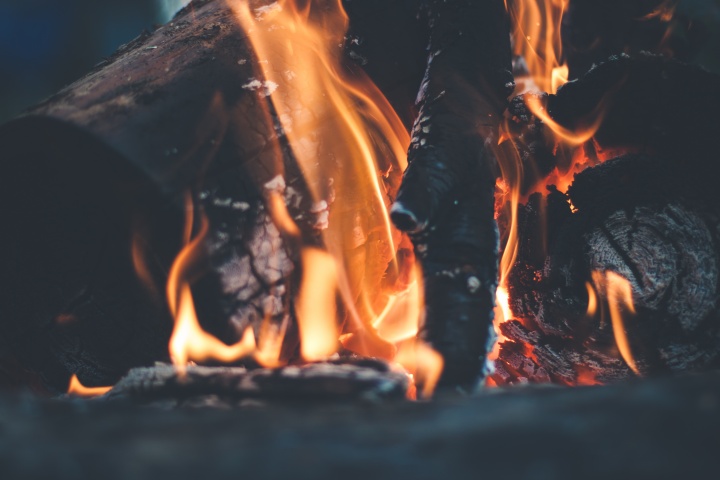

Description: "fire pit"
1 0 720 477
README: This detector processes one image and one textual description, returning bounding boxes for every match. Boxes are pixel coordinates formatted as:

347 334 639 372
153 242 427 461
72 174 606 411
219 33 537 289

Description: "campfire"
0 0 719 410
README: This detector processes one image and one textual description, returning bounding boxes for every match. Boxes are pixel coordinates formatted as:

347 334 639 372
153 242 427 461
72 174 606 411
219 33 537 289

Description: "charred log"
101 360 409 407
391 0 514 390
493 155 720 385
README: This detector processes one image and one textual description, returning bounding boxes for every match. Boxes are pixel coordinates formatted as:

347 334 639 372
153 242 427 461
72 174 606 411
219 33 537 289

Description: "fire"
67 375 112 398
597 271 640 376
523 94 603 147
395 339 444 400
507 0 569 94
295 248 340 361
585 281 598 317
159 0 442 396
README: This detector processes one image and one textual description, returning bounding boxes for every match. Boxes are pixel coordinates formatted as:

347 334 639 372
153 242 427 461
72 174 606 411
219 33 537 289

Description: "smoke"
156 0 192 22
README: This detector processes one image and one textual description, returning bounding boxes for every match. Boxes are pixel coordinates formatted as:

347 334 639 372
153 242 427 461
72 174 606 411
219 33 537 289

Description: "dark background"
1 0 719 124
0 0 189 123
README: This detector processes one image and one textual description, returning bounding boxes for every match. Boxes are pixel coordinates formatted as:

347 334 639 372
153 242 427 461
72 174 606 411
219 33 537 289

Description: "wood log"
0 0 430 391
100 360 409 406
493 55 720 384
390 0 514 390
493 154 720 385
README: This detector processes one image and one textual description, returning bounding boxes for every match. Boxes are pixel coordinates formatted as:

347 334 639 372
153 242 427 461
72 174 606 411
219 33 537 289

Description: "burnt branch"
390 0 514 390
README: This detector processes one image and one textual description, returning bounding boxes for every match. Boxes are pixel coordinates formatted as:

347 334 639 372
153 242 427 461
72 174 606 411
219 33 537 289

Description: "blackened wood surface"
1 373 719 479
103 361 409 406
392 0 514 390
494 155 720 385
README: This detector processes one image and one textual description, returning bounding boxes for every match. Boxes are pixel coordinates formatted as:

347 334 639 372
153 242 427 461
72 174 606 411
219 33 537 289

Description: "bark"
102 360 409 406
391 0 514 390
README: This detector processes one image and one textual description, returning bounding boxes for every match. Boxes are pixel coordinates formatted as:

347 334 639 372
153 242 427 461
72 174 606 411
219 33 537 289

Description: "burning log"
492 54 720 385
0 0 516 394
0 0 435 391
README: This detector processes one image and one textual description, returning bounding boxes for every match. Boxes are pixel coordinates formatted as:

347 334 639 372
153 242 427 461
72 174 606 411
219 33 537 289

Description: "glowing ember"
67 375 112 398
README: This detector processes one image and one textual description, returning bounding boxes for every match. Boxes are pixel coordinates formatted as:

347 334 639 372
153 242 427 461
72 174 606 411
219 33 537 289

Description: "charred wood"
391 0 514 390
102 360 409 407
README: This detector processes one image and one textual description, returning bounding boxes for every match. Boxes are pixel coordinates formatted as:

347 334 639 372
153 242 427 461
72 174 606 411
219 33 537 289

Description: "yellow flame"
295 248 340 361
585 281 598 317
604 271 640 375
159 0 443 397
372 263 423 344
166 194 260 371
524 94 603 146
67 374 112 397
395 339 444 400
592 271 640 375
508 0 569 94
254 314 289 368
169 284 257 369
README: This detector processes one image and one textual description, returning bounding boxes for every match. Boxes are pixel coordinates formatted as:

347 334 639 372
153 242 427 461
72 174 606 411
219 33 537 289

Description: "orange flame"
295 248 340 361
585 281 598 317
524 94 604 147
156 0 443 396
230 0 438 388
169 284 257 369
395 339 444 400
592 271 640 375
167 195 259 371
508 0 569 94
67 374 112 398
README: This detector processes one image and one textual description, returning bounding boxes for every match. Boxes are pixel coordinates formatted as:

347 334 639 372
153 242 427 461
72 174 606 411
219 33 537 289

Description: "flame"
592 271 640 375
229 0 439 388
524 94 603 147
255 314 289 368
372 263 423 344
169 284 257 369
641 0 677 22
508 0 569 94
585 281 598 317
159 0 431 391
295 248 340 361
67 374 112 397
395 339 444 400
167 196 258 371
603 271 640 375
490 2 680 386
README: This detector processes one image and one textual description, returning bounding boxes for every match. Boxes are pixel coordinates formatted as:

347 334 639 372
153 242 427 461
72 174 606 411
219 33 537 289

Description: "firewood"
102 360 409 406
